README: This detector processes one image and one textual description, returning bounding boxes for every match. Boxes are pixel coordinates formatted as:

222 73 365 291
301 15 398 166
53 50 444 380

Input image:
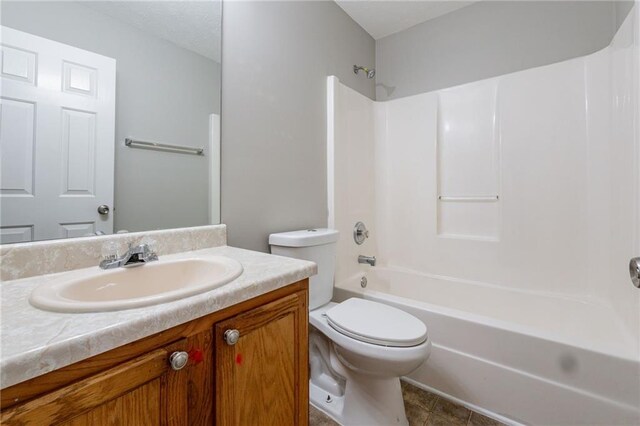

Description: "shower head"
354 65 375 79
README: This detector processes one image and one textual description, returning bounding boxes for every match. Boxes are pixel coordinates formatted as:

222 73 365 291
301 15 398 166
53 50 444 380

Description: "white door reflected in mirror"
0 27 116 243
0 0 222 244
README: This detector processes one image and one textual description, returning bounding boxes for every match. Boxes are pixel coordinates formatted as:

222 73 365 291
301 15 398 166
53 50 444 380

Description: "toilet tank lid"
269 229 339 247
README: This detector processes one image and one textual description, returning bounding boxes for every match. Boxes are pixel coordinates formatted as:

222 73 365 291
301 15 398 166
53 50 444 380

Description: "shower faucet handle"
629 257 640 288
353 222 369 245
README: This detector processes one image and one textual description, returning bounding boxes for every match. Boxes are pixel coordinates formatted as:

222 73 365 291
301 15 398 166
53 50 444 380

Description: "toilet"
269 229 431 426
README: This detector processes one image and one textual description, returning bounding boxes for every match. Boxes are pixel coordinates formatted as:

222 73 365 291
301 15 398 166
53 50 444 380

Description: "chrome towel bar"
125 138 204 156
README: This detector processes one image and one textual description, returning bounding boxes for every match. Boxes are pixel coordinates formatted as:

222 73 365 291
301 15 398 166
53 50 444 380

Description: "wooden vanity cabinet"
0 280 309 426
215 292 308 425
1 339 190 425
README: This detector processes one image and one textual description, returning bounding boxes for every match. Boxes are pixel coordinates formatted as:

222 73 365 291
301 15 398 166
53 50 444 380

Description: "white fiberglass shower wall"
328 6 640 425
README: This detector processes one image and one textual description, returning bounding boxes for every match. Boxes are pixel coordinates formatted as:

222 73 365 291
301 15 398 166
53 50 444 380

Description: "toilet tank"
269 229 339 310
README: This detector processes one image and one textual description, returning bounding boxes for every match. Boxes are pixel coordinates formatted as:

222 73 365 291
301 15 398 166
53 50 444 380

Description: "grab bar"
125 138 204 156
438 195 499 201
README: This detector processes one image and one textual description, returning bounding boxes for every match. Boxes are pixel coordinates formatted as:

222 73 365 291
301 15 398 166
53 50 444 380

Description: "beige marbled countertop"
0 246 316 389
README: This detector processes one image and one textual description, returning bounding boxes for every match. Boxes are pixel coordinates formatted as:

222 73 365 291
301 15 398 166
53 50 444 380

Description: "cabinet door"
215 291 308 426
1 340 188 425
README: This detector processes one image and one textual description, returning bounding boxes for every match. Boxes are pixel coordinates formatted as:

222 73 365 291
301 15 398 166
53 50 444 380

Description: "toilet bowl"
310 300 431 425
269 229 431 425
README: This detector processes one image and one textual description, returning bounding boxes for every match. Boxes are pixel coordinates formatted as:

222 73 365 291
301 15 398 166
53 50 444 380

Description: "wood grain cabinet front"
215 292 309 426
1 340 189 425
0 280 309 426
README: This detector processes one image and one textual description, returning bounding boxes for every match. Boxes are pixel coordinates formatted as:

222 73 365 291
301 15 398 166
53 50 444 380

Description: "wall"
1 1 221 233
616 1 636 28
221 1 375 252
329 7 639 345
376 1 631 100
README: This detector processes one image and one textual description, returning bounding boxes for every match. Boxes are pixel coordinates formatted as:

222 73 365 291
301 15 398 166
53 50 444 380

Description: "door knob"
169 351 189 371
629 257 640 288
224 329 240 345
97 205 110 215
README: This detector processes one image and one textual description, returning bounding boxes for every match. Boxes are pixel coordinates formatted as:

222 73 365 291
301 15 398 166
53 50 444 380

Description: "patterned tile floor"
309 381 506 426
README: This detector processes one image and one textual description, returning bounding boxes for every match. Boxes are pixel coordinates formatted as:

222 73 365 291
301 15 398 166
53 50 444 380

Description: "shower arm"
353 65 375 79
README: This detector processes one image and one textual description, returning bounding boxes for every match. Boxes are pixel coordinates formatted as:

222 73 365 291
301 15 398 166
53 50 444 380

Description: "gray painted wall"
376 1 633 100
615 1 636 28
1 1 220 233
221 1 375 252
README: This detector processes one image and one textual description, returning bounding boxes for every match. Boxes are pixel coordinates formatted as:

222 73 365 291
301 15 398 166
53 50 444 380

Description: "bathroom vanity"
1 281 308 425
0 226 316 426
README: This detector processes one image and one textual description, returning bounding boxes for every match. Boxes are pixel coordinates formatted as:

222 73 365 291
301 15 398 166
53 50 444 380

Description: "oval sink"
29 257 243 313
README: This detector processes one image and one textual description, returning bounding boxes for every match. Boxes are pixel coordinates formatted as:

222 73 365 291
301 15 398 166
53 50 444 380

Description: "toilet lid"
325 298 427 347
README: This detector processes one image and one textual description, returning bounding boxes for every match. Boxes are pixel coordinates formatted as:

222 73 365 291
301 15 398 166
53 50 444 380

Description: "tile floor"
309 381 506 426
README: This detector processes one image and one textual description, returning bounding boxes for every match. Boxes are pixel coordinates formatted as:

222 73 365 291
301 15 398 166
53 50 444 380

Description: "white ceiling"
82 1 221 63
335 0 477 40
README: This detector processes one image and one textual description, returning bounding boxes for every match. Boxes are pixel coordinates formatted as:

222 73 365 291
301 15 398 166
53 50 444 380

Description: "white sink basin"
29 257 243 313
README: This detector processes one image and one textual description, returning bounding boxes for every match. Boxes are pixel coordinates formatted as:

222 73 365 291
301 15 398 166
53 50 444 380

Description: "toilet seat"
325 298 427 347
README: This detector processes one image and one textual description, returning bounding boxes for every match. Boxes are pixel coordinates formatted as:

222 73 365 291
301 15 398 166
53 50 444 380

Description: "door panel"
0 45 36 84
62 378 162 426
0 340 188 425
61 109 97 196
0 26 115 243
59 222 95 238
0 98 35 195
0 225 33 243
215 292 308 426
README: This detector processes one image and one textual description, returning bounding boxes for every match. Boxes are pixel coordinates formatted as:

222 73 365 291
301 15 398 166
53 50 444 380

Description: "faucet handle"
354 222 370 245
139 237 157 253
132 238 159 264
101 241 120 261
127 238 157 256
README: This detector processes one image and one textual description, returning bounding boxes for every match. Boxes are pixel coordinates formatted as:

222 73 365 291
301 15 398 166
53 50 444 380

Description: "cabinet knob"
169 351 189 371
224 329 240 345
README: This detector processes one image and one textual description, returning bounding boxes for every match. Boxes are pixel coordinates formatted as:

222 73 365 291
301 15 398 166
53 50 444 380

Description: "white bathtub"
333 267 640 425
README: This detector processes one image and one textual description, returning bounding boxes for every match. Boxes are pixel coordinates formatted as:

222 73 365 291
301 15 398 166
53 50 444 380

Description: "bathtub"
333 267 640 425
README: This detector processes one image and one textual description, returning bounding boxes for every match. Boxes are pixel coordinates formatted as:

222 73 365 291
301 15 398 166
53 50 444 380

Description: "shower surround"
327 6 640 425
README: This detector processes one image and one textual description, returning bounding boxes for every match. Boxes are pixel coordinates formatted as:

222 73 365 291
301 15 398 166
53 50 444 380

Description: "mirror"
0 0 222 243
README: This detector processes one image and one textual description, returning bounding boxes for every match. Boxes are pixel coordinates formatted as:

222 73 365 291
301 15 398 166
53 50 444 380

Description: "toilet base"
310 379 345 423
309 333 409 426
310 373 409 426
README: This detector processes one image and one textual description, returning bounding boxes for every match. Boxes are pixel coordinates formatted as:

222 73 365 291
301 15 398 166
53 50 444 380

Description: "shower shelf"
438 196 499 201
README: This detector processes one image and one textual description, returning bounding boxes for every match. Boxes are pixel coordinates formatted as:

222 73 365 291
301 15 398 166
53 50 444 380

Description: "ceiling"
82 1 221 63
335 0 477 40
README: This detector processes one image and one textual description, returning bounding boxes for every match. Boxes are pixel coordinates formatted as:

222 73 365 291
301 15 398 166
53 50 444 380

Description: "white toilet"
269 229 431 426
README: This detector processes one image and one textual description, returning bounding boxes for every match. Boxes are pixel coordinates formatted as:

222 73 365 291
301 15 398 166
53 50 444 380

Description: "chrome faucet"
358 255 376 266
99 243 158 269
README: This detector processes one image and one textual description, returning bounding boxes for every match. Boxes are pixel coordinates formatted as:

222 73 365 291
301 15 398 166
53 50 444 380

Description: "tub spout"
358 255 376 266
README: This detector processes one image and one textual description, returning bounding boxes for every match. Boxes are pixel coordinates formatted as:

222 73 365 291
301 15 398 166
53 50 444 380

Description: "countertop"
0 245 316 389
